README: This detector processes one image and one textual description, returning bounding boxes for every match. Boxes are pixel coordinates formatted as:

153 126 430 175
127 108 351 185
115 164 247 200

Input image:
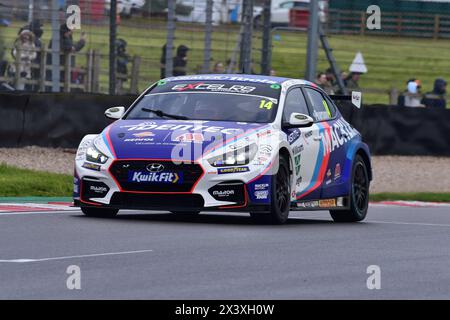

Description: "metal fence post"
109 0 117 94
261 0 271 75
165 0 176 78
130 55 141 94
203 0 213 74
51 0 60 92
305 0 319 81
240 0 254 74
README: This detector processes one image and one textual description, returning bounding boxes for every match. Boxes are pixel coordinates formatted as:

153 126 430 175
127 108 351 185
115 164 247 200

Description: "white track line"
0 249 153 263
368 220 450 228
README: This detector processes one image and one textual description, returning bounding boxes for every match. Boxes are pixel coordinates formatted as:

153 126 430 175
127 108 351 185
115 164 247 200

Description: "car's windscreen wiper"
141 108 189 120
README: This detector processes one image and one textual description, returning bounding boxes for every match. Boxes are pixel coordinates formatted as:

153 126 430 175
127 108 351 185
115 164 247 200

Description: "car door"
302 86 338 200
281 87 322 201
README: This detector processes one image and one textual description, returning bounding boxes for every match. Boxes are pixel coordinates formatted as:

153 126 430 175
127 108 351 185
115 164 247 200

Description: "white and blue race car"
74 74 372 224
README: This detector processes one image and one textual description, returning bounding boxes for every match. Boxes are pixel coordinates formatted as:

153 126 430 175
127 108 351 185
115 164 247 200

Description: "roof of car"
162 74 315 86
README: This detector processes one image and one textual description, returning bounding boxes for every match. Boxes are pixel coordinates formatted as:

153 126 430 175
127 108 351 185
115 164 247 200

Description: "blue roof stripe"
163 74 291 85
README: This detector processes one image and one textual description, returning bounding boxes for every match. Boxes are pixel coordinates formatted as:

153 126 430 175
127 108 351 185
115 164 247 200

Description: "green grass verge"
0 163 72 197
370 193 450 203
1 164 450 202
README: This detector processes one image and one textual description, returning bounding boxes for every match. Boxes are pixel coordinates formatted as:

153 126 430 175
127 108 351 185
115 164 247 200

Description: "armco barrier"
0 93 136 148
0 93 449 156
339 103 450 156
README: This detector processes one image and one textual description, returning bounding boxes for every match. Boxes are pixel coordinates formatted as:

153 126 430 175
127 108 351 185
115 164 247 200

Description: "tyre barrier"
0 93 449 156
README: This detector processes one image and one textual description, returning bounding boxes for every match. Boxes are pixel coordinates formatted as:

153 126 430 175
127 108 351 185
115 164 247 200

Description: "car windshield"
125 80 281 123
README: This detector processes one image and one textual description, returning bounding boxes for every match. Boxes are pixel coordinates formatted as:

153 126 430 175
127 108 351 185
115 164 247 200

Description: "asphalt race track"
0 205 449 299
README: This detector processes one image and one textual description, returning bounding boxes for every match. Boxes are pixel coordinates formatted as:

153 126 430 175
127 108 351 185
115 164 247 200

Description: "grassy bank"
2 20 450 104
369 193 450 203
1 164 449 202
0 163 72 197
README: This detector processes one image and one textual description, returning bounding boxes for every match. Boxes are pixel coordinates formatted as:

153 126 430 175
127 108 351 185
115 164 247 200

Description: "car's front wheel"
250 155 291 224
330 155 369 222
81 207 119 218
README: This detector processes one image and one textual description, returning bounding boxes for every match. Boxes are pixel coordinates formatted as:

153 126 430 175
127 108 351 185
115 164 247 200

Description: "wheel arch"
355 147 372 181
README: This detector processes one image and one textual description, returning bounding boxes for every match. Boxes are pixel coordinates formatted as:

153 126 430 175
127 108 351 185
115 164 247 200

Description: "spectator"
46 24 86 91
212 61 225 73
316 72 334 94
270 69 276 76
11 30 37 90
19 19 44 90
400 79 424 107
422 78 447 109
116 38 130 94
173 45 189 76
344 72 361 90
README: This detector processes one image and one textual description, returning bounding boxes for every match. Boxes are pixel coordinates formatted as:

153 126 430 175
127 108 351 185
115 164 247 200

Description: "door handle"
313 136 322 141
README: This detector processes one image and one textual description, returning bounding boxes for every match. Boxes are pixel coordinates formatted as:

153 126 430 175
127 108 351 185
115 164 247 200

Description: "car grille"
110 192 204 209
109 160 204 193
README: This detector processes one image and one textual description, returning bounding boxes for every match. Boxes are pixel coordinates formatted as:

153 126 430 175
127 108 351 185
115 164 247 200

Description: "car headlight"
86 146 109 164
208 143 258 167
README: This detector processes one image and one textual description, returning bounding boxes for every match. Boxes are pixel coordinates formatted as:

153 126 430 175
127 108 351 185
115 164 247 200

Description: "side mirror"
105 106 125 120
284 112 314 128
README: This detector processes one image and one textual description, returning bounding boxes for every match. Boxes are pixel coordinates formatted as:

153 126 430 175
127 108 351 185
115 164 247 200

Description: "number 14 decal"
259 100 273 110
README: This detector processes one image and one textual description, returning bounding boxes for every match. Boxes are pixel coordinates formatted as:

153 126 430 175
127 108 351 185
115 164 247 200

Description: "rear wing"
329 91 362 109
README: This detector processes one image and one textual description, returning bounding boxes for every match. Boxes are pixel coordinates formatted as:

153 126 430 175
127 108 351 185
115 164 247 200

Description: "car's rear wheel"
250 156 291 224
81 207 119 218
330 155 369 222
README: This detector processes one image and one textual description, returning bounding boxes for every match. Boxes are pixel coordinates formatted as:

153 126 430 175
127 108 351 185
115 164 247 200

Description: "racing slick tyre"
170 211 200 215
330 155 369 222
250 156 291 225
81 207 119 218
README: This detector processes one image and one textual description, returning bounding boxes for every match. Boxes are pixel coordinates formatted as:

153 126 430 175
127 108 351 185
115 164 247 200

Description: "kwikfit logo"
128 171 181 184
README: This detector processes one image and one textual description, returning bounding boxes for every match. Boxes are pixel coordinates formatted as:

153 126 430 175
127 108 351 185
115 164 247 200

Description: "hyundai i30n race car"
74 74 372 224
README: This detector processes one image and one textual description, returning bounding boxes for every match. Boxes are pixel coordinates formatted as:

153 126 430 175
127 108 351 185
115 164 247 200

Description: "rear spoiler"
329 91 362 109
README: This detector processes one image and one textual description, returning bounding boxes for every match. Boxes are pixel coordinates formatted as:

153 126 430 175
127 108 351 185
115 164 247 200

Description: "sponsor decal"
217 167 250 174
319 199 337 208
255 190 269 199
164 75 278 84
122 122 241 135
296 176 302 186
133 131 155 138
296 200 319 208
254 183 269 191
257 129 272 138
292 144 304 155
336 197 344 207
270 84 281 89
325 169 332 185
172 83 256 94
207 171 217 175
288 129 301 144
334 163 341 180
82 162 101 171
304 131 313 139
128 171 182 184
259 145 273 154
321 118 359 154
90 185 108 193
124 138 155 143
294 154 301 176
174 132 204 143
212 190 235 197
